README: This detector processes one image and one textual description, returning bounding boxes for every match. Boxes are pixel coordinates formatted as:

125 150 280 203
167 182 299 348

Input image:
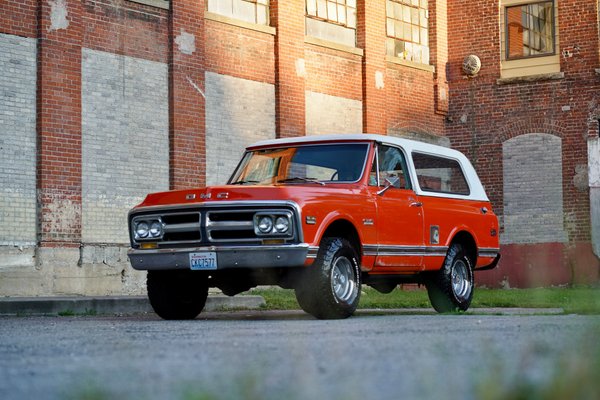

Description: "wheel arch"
319 219 362 262
449 230 477 266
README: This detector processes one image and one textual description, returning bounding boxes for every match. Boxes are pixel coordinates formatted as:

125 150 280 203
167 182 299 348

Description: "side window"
370 145 411 189
412 152 470 195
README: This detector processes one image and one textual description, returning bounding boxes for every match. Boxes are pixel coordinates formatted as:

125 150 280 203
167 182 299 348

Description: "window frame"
411 151 470 196
385 0 430 65
207 0 270 26
229 142 370 185
370 144 413 191
305 0 357 29
504 0 556 61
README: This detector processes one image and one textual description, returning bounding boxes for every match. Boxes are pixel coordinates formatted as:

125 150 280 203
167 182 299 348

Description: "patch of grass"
249 286 600 314
472 287 600 314
251 288 300 310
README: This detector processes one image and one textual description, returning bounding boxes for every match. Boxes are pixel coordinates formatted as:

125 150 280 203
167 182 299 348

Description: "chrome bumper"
128 244 310 271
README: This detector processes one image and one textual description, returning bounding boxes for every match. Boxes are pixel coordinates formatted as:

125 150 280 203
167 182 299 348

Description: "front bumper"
128 244 310 271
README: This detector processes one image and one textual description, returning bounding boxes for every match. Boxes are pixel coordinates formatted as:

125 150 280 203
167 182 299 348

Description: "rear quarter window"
412 152 470 196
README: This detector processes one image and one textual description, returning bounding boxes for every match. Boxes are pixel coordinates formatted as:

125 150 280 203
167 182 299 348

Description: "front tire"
295 238 361 319
426 243 474 313
147 270 209 320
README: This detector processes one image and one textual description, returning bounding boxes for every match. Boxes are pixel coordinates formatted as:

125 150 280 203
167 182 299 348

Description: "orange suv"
128 134 500 319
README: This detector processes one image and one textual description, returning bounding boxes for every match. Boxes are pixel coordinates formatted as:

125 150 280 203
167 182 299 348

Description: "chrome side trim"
362 244 449 257
307 246 319 259
478 248 500 258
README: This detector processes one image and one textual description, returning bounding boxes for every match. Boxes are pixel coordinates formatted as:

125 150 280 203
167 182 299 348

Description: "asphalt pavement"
0 312 597 400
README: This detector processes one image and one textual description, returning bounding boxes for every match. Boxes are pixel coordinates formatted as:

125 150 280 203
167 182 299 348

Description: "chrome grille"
162 212 201 243
206 210 258 243
130 204 298 247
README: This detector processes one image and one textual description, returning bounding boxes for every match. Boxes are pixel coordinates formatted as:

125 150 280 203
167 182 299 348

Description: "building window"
305 0 357 47
505 1 554 59
306 0 357 28
385 0 429 64
207 0 269 25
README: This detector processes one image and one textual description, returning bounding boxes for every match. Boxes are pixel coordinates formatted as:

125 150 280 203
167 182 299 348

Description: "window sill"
304 36 363 57
386 55 435 73
205 12 276 36
127 0 169 9
496 72 564 85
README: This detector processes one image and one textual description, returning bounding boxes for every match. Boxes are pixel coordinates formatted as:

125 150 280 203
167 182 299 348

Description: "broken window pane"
506 1 554 59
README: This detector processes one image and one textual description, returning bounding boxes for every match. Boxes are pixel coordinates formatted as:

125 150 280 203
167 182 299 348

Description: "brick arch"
494 118 566 144
388 121 437 136
387 124 449 147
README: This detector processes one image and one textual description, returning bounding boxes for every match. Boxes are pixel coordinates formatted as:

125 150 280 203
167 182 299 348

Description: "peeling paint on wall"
174 29 195 55
48 0 69 32
295 58 306 78
44 196 81 237
573 164 589 191
375 71 385 89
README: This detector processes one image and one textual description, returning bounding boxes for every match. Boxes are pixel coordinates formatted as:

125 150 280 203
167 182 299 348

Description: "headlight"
133 218 163 241
254 212 293 237
257 216 273 233
135 222 149 239
274 216 289 233
149 221 163 238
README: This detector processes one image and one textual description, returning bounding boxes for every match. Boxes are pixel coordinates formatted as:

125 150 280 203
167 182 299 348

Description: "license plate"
189 252 217 270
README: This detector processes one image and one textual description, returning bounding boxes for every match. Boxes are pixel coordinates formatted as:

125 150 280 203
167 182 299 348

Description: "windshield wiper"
278 177 325 186
230 179 260 185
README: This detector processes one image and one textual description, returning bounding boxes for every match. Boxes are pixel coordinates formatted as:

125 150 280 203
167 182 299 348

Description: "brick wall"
204 17 275 84
169 0 206 189
502 133 566 244
0 0 598 295
447 0 600 286
205 72 276 185
81 49 169 244
305 91 362 135
272 0 306 138
0 34 37 245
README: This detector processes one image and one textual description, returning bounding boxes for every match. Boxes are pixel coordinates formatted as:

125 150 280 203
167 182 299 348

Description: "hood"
133 184 358 209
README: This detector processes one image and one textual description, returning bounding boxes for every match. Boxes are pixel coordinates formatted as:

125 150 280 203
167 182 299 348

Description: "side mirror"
377 178 395 196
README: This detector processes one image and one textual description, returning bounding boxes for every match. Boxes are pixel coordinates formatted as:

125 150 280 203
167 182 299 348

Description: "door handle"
410 202 423 207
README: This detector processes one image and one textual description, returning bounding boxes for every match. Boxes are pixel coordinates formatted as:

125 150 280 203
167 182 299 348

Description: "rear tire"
426 243 474 313
295 238 361 319
147 270 208 320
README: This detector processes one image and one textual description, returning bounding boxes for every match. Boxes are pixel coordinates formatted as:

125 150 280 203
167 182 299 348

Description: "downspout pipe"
589 137 600 258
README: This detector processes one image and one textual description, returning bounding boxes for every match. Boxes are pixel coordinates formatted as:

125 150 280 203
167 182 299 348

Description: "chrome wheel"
295 237 361 319
331 256 356 303
426 243 474 313
451 259 472 302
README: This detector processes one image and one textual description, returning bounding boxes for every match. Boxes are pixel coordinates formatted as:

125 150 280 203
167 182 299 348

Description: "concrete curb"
0 295 266 316
0 294 565 317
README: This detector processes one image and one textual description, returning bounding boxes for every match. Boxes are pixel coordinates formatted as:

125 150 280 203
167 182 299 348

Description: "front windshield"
229 143 370 185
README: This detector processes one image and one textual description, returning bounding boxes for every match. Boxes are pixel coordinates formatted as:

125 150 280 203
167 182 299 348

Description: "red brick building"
0 0 598 295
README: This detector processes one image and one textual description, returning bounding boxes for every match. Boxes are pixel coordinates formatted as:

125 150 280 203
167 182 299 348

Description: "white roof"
248 134 489 201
